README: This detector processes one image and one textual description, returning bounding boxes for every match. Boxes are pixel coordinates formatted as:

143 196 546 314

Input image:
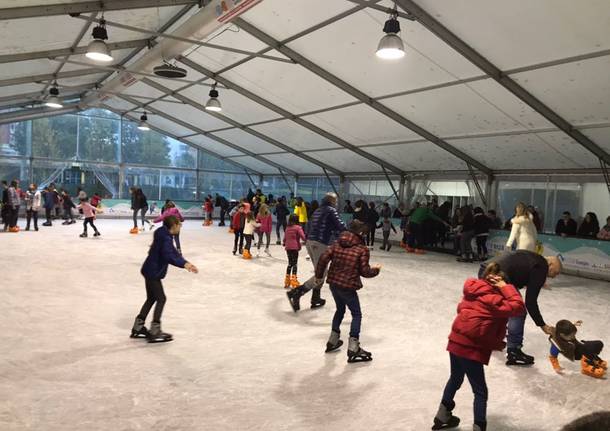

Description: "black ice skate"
130 317 149 338
80 232 87 238
506 347 535 366
93 231 100 237
147 322 173 343
325 331 343 353
310 288 326 309
286 287 303 312
347 337 372 363
431 401 460 430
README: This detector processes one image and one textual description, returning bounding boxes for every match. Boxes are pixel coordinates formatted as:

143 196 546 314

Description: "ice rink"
1 219 609 431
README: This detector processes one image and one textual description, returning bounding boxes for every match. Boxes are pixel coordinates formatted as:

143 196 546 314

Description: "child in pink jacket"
76 198 101 238
154 201 184 253
256 203 273 257
283 214 306 288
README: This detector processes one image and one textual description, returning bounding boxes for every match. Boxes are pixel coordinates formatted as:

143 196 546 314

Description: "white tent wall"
581 183 610 224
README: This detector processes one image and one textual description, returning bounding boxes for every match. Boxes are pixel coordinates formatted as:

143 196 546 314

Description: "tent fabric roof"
1 0 610 176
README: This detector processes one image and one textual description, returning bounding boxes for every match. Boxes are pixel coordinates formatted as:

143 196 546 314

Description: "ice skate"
549 355 563 373
9 226 19 233
130 317 148 338
286 286 303 312
243 250 252 260
289 274 300 288
284 275 291 289
347 337 372 363
506 348 535 366
581 357 606 379
387 244 392 251
593 357 608 370
405 246 415 253
62 220 70 225
473 423 487 431
80 232 87 238
149 223 154 230
325 331 343 353
276 240 281 245
264 248 271 257
94 231 100 237
456 254 473 262
147 322 173 343
415 248 426 254
311 298 326 309
129 227 139 234
139 227 145 232
232 248 237 256
431 402 460 430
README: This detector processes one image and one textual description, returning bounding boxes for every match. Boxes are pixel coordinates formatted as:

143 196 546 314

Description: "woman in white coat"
24 183 41 231
506 202 538 252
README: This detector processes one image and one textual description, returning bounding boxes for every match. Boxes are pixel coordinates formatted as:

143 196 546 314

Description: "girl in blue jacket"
131 215 198 343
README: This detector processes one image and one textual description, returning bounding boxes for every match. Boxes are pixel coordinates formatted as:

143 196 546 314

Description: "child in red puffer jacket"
432 262 525 431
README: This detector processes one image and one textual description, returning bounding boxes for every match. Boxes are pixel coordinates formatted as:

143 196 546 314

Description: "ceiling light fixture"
45 83 63 108
138 113 150 131
86 18 113 63
205 82 222 112
376 6 405 60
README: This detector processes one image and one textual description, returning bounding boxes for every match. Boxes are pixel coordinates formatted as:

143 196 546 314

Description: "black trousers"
476 235 488 257
219 208 227 225
244 234 253 251
45 207 53 224
276 217 287 241
138 279 166 323
83 217 98 233
26 209 38 229
286 249 299 275
8 206 19 227
576 340 604 361
233 229 244 252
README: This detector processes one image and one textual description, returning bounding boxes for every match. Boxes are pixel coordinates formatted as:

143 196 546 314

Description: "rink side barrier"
93 199 206 219
488 230 610 281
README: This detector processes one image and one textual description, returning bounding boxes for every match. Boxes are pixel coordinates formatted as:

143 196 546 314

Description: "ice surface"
1 219 609 431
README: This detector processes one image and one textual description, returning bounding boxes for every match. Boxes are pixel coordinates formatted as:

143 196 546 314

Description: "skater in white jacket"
506 202 538 252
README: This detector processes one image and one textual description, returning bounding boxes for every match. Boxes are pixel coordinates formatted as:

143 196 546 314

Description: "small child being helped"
432 262 526 431
76 197 101 238
377 216 397 251
316 220 381 363
548 319 606 378
283 214 306 289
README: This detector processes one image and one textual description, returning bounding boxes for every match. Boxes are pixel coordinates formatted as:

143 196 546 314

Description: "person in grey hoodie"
24 183 41 231
286 192 346 312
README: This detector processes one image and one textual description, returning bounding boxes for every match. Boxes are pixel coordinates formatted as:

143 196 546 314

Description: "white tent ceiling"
1 0 610 177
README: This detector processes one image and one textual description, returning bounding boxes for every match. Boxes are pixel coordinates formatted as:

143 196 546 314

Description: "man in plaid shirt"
315 220 382 363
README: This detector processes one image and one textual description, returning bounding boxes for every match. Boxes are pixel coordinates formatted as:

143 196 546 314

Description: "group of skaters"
126 186 607 431
5 178 605 430
1 179 102 236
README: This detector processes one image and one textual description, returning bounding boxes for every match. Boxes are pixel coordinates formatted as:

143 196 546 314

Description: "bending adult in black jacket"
479 250 562 365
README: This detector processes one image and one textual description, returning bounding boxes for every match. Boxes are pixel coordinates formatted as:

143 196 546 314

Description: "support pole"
278 169 294 195
245 170 257 188
405 176 413 208
382 166 400 201
322 168 340 198
467 163 487 208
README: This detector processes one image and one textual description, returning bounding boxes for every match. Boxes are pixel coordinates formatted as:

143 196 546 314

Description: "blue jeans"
506 289 526 349
330 285 362 339
442 353 488 425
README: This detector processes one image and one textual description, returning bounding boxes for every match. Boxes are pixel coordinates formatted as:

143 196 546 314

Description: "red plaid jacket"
315 231 379 290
